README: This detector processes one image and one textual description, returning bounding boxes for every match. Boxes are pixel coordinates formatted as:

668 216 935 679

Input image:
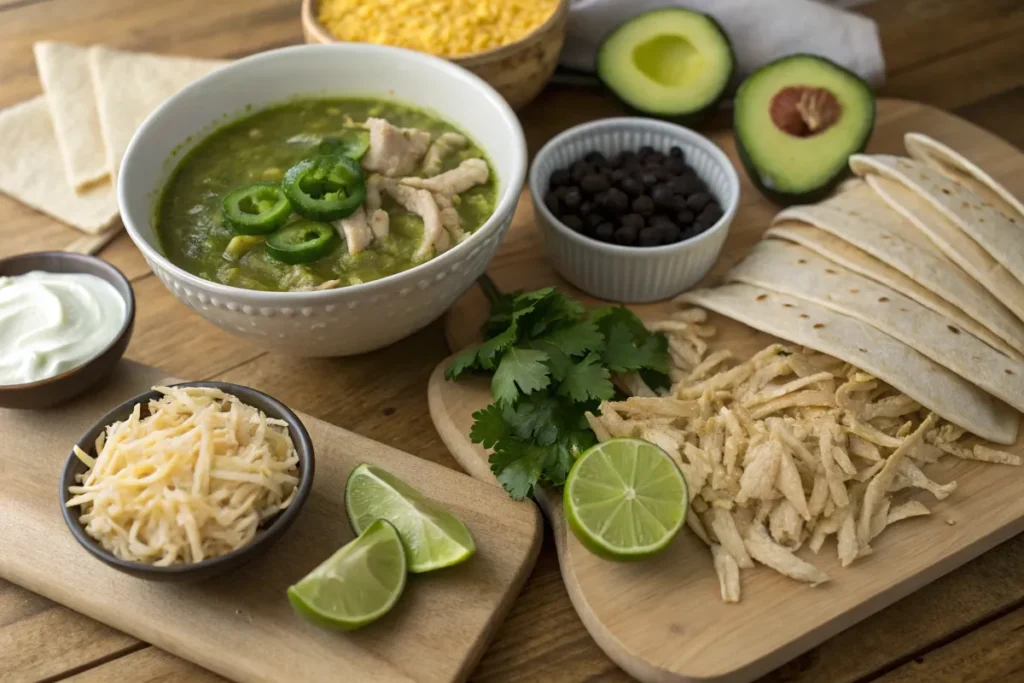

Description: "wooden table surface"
1 1 1022 682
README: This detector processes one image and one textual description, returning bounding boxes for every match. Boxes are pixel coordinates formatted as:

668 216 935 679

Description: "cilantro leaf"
529 339 573 382
490 441 549 500
445 344 482 380
601 321 669 374
544 320 603 357
558 352 614 403
491 348 550 405
469 404 509 448
504 395 559 446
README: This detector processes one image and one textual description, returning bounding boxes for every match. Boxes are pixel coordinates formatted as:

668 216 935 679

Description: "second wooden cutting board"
426 99 1024 683
0 360 542 683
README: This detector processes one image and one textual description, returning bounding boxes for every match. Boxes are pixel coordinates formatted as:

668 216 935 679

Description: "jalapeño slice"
265 220 339 264
283 155 365 221
222 182 292 235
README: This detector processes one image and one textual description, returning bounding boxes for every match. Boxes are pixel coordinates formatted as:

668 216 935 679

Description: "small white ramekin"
529 118 740 303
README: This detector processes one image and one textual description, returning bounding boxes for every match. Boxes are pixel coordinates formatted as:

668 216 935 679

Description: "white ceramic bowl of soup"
119 43 526 357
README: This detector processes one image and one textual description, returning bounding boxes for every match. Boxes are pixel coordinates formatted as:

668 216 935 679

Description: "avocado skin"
733 53 876 206
596 10 736 126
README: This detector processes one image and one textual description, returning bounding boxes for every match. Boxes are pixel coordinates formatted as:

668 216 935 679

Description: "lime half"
287 519 407 631
345 463 476 573
564 438 688 561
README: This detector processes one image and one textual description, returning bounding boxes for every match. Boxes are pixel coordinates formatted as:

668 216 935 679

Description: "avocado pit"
770 86 841 138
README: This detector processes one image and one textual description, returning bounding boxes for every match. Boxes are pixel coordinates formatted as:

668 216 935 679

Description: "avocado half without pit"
735 54 876 204
597 8 734 122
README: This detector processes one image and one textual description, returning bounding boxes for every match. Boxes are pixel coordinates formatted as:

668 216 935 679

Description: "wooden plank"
954 86 1024 151
861 0 1024 74
66 648 224 683
873 604 1024 683
0 583 137 683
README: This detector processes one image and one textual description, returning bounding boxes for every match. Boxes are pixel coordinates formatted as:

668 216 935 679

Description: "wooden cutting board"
0 360 542 683
426 99 1024 683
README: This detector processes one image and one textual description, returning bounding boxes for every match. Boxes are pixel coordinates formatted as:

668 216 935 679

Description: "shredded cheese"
66 386 300 565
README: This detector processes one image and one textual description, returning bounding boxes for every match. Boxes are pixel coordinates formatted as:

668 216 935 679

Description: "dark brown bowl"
59 381 315 581
0 252 135 409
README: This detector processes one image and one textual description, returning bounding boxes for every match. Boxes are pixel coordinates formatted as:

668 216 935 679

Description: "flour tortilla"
89 47 226 186
774 184 1024 359
905 133 1024 222
34 42 108 192
866 174 1024 324
0 97 118 234
728 239 1024 414
850 154 1024 289
766 222 1023 361
679 283 1018 445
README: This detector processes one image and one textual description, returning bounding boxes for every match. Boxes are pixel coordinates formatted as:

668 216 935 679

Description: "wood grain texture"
0 360 542 683
0 0 1023 681
428 99 1024 683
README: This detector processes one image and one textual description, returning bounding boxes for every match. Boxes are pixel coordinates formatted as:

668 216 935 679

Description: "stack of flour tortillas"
681 133 1024 446
0 43 225 254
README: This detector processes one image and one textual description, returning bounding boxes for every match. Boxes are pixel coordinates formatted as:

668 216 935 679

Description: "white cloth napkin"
560 0 886 87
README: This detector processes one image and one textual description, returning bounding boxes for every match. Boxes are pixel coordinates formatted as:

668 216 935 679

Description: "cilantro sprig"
446 278 669 499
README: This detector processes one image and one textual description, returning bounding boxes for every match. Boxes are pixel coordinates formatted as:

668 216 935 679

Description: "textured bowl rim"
59 381 316 577
528 117 740 258
302 0 570 66
0 251 135 391
119 43 527 302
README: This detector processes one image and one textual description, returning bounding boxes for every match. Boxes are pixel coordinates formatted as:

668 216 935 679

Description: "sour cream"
0 271 126 385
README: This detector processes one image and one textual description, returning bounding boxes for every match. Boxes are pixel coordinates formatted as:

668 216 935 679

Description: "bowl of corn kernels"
301 0 568 110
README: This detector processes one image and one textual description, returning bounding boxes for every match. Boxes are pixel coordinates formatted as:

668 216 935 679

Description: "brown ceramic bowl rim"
0 251 135 391
302 0 569 65
59 381 315 577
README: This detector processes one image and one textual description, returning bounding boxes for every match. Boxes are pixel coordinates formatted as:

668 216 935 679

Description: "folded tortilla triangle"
88 46 227 187
34 42 108 192
773 184 1024 360
0 97 118 234
728 239 1024 415
679 282 1019 445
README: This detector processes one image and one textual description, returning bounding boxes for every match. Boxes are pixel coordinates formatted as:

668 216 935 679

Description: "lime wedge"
564 438 688 561
345 463 476 573
287 519 407 631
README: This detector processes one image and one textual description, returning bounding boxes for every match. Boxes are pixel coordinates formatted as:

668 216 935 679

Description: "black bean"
608 188 632 214
679 225 701 241
639 171 659 188
561 214 583 231
584 151 608 167
651 183 675 208
675 208 695 226
579 200 594 216
563 187 582 211
699 202 724 225
639 145 657 157
654 167 673 182
638 227 661 247
554 185 570 200
668 176 689 196
614 225 638 246
571 161 593 183
620 213 644 231
580 173 610 195
666 157 688 175
610 168 628 184
687 192 712 211
669 194 690 212
584 212 604 231
544 191 560 215
669 146 684 159
619 176 644 199
632 195 655 216
594 222 615 242
549 168 572 188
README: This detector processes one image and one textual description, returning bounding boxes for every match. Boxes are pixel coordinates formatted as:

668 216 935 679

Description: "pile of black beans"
543 146 725 248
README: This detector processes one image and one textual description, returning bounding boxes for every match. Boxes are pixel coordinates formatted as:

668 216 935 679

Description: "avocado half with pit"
735 54 875 204
597 8 734 122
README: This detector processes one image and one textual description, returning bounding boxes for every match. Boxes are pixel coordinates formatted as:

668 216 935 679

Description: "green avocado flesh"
597 9 734 118
735 54 875 202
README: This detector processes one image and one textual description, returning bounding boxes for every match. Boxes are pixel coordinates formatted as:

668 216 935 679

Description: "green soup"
156 99 498 292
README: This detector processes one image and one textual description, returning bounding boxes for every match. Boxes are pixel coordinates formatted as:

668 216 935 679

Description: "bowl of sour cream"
0 252 135 409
